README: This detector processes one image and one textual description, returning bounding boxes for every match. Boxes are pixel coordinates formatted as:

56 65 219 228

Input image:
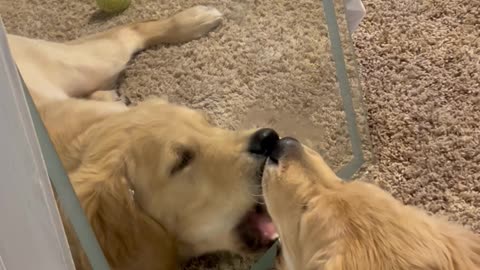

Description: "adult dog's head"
74 99 278 259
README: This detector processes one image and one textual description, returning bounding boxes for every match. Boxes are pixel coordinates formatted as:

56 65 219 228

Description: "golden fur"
8 6 275 270
262 139 480 270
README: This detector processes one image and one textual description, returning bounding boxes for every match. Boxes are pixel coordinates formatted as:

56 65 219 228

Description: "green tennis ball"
96 0 131 13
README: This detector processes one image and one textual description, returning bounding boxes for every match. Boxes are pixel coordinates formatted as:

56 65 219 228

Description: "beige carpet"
354 0 480 232
1 0 479 269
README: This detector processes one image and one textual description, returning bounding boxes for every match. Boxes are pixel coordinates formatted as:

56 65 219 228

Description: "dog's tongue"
251 212 278 243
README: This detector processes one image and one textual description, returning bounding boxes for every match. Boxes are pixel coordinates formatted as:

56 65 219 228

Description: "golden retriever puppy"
262 137 480 270
7 6 279 270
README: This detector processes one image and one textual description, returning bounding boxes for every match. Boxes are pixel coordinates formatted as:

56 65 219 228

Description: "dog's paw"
168 5 223 42
88 90 121 103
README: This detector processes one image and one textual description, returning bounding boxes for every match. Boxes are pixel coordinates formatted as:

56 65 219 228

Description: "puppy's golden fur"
7 6 276 270
262 139 480 270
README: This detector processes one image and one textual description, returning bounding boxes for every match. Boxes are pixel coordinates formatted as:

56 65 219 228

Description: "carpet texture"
1 0 479 269
354 0 480 232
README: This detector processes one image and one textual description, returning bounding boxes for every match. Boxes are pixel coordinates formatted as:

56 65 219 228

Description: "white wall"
0 18 75 270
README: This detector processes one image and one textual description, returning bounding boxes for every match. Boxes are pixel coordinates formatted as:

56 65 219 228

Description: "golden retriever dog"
7 6 279 270
262 137 480 270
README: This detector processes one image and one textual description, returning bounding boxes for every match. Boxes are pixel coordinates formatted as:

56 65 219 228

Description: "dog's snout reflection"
268 137 302 164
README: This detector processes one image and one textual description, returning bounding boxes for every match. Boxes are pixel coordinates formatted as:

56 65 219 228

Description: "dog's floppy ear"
67 151 140 261
68 152 178 268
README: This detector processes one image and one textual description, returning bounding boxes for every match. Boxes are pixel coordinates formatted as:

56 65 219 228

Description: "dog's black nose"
269 137 300 163
248 128 279 156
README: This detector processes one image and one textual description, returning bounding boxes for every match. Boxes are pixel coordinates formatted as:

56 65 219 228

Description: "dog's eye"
171 148 194 175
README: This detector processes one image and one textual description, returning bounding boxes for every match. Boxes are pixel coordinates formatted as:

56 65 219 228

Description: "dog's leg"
10 5 222 104
72 5 223 47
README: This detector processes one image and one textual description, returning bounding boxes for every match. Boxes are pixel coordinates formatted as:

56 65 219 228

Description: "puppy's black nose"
269 137 300 163
248 128 280 156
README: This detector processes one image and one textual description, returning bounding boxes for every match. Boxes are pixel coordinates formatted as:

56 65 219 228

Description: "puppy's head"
262 137 342 269
83 99 279 258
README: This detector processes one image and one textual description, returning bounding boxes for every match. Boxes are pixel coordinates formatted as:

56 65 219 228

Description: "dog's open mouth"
236 203 278 252
235 157 277 252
